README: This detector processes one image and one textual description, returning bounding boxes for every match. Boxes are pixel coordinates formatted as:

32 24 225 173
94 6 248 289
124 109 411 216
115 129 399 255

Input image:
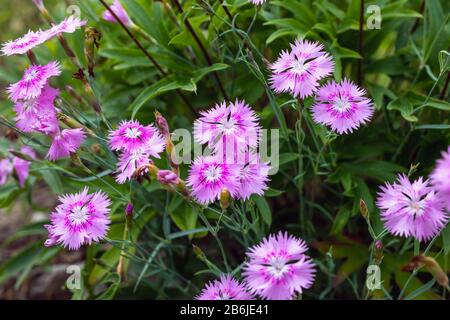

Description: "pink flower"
377 174 449 242
47 128 86 161
1 16 85 56
311 79 374 134
48 15 86 36
1 30 50 56
0 158 13 185
45 187 111 250
249 0 267 4
102 0 134 27
7 61 61 102
12 146 36 187
14 84 59 135
196 275 255 300
157 170 179 186
109 120 165 153
270 39 334 99
430 147 450 210
187 156 241 205
243 232 316 300
237 153 270 200
115 147 152 184
194 100 261 155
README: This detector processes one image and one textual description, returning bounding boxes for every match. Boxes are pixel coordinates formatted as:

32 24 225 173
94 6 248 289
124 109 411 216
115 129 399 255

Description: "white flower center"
217 291 231 300
69 205 89 225
25 70 38 81
268 257 288 278
408 199 425 217
221 118 236 134
333 98 352 112
204 165 222 182
22 98 37 112
125 127 142 139
291 60 307 74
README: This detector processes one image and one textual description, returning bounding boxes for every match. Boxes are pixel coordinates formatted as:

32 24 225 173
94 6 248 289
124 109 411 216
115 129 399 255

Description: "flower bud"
147 163 159 178
374 240 383 265
359 199 369 219
154 111 170 138
84 27 101 77
192 244 205 259
57 113 95 137
125 203 134 217
176 179 190 197
220 188 231 210
157 170 179 186
402 255 449 287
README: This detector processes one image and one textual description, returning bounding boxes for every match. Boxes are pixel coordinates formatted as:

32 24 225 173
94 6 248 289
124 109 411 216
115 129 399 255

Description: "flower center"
408 199 424 217
333 97 352 112
221 118 236 134
217 290 231 300
291 60 308 75
25 69 38 81
268 257 288 278
69 205 89 225
204 165 222 182
125 127 142 139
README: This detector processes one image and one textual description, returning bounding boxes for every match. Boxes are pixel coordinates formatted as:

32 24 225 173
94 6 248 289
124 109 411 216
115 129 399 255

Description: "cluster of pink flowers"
196 232 315 300
2 16 87 161
270 39 374 134
108 120 166 184
0 146 36 187
377 148 450 242
188 100 270 204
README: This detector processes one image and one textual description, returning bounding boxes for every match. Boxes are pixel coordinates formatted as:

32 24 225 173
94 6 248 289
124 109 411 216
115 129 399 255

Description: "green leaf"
129 79 183 118
438 50 450 73
442 224 450 255
279 153 299 166
252 195 272 226
387 98 418 122
121 0 170 47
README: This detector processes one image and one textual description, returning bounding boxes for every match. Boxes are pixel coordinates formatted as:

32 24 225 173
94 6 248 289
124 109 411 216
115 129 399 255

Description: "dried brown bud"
359 199 369 219
402 255 449 287
220 188 231 210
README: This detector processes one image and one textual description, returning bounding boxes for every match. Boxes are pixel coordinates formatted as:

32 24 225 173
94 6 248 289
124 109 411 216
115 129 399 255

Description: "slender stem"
99 0 197 116
26 50 38 64
357 0 365 85
169 0 228 99
410 0 425 34
439 71 450 100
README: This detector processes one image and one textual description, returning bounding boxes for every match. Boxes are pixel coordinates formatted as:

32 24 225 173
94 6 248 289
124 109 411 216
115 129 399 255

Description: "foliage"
0 0 449 300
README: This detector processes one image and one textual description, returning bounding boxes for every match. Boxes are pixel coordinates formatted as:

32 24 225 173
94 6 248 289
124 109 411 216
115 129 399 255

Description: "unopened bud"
9 149 34 162
148 163 159 178
192 244 205 259
57 113 95 137
84 27 101 77
91 143 102 154
154 111 170 138
402 255 449 287
157 170 179 186
374 240 383 265
176 180 190 197
220 188 231 210
70 153 84 167
360 199 369 219
125 203 134 216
